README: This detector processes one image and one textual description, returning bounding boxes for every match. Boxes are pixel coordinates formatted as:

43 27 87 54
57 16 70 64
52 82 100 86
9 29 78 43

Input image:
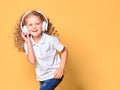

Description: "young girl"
14 10 68 90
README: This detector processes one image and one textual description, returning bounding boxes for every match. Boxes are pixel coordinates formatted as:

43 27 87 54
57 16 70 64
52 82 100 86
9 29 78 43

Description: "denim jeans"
39 76 63 90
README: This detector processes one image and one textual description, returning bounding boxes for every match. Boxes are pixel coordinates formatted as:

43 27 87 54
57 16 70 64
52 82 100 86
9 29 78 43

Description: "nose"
32 24 37 29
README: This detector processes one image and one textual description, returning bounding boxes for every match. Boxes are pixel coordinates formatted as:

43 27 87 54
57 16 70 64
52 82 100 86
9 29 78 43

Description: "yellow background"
0 0 120 90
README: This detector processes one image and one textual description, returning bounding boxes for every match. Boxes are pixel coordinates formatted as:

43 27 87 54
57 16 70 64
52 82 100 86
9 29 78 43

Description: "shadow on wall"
58 56 85 90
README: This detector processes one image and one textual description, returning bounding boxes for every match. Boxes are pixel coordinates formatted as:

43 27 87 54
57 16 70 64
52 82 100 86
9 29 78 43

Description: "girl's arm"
54 47 68 79
26 40 36 64
21 33 36 64
59 47 68 70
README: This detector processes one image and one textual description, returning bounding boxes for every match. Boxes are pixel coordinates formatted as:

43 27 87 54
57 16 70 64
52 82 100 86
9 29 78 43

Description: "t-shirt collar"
30 33 46 46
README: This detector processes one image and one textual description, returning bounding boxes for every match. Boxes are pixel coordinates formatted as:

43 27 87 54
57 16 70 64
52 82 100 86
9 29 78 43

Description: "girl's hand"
21 32 31 43
54 67 64 79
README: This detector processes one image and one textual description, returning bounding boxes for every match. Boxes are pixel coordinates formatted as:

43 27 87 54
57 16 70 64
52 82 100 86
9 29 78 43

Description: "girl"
14 10 68 90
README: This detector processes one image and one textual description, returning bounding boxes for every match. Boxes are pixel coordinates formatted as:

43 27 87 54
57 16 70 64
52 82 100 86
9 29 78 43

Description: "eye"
28 24 32 26
36 23 40 25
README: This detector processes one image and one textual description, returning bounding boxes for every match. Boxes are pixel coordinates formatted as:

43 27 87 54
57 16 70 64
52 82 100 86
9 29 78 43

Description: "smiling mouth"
32 30 38 32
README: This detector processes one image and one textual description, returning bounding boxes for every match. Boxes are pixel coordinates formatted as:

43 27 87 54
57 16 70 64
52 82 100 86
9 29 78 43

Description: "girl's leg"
40 76 63 90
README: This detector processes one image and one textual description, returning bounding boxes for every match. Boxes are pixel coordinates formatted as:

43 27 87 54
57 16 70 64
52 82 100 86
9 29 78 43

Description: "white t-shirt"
24 33 64 81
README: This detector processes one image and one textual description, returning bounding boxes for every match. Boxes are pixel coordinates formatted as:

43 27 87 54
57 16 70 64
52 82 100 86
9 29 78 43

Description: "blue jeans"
39 76 63 90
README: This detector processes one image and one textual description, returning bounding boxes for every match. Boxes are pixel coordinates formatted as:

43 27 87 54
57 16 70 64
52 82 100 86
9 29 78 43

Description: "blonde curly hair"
13 10 59 52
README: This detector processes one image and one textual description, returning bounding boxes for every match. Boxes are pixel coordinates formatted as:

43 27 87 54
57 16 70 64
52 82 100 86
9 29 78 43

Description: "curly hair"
13 10 59 52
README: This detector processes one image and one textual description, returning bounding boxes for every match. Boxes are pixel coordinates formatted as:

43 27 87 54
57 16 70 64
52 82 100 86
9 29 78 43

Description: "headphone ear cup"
42 21 48 31
22 26 29 34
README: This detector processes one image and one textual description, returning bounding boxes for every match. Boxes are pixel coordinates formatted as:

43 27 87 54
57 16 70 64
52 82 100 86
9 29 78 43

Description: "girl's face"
25 15 43 37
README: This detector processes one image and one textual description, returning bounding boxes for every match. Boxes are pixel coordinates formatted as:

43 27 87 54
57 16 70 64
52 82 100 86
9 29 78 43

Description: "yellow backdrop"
0 0 120 90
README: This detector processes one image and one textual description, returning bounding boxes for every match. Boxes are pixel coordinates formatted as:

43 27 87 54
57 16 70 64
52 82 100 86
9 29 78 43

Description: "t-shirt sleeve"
52 36 64 52
24 42 28 55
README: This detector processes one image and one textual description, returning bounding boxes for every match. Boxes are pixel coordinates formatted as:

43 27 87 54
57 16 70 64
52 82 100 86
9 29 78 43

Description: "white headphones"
20 10 48 34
